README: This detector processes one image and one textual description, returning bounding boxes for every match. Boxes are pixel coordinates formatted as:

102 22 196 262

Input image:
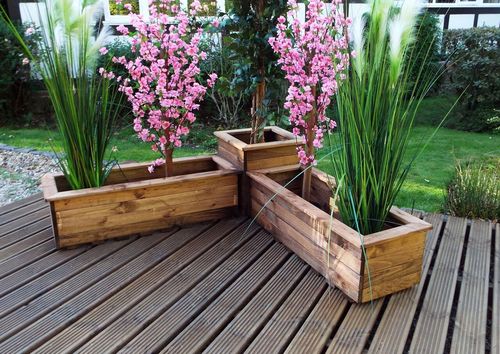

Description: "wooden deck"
0 195 497 353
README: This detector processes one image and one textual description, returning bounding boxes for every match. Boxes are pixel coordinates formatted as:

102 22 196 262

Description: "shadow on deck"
0 194 498 353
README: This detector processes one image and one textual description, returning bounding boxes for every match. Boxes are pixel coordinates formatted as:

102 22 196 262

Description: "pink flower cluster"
101 0 216 172
269 0 351 166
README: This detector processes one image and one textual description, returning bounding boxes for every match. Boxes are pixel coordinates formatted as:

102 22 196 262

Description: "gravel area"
0 148 60 207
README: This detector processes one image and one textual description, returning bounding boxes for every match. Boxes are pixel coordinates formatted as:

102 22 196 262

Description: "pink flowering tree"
269 0 350 201
101 0 217 176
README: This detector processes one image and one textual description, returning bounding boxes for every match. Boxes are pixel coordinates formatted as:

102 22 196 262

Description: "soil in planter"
229 129 291 144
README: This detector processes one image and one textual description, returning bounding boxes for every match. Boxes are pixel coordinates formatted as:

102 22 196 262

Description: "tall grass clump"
330 0 447 234
0 0 121 190
445 158 499 221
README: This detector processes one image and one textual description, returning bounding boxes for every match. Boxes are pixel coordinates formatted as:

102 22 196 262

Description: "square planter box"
214 126 303 171
42 155 240 248
247 165 432 303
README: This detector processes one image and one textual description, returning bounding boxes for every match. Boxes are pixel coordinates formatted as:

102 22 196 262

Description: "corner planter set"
42 126 431 303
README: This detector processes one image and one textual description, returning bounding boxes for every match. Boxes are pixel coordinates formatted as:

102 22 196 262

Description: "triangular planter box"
42 155 240 248
247 165 432 303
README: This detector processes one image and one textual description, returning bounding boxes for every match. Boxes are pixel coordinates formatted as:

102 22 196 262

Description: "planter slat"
248 168 432 303
42 156 240 248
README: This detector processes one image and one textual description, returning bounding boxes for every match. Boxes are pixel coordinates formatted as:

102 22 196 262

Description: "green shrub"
0 21 40 123
442 27 500 132
445 158 499 220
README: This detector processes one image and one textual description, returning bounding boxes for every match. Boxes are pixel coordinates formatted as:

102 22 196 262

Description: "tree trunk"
164 147 174 177
302 87 317 201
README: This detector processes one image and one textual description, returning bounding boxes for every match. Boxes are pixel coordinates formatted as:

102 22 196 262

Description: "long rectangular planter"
247 165 432 303
214 126 303 171
42 155 240 248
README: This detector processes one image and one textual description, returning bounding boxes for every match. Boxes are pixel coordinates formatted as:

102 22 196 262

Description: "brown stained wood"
159 243 290 354
410 216 468 354
245 269 327 354
326 300 384 354
77 230 272 354
251 199 361 302
493 223 500 354
0 240 54 279
0 193 42 217
0 225 207 353
451 219 491 353
0 199 48 226
285 289 350 354
0 217 51 250
203 256 309 354
0 227 52 261
367 213 444 354
33 219 248 354
0 207 50 237
246 154 299 171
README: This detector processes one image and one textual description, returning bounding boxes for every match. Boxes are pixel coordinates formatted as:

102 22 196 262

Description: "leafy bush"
0 21 40 123
445 158 499 220
442 27 500 132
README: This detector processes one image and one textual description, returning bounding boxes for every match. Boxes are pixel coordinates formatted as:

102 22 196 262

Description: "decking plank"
0 217 51 250
0 239 55 279
0 227 52 261
0 193 42 217
33 218 247 353
0 199 48 226
492 223 499 354
325 300 384 354
451 220 491 353
203 256 309 353
409 216 468 353
0 244 89 298
0 207 49 237
77 226 269 353
367 213 444 353
245 269 327 354
160 244 291 353
285 290 349 354
0 224 210 353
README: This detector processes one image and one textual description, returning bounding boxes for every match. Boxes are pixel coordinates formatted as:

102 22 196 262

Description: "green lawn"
0 124 498 213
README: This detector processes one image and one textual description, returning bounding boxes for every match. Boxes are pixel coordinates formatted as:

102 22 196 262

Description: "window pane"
109 0 139 15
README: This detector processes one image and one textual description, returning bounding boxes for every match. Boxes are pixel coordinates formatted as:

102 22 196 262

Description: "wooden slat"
33 218 249 353
409 216 468 353
493 223 499 354
0 244 89 298
76 228 270 353
0 227 52 261
0 199 48 226
0 224 209 353
367 214 444 353
0 193 42 217
326 300 384 354
0 217 51 250
0 207 50 237
285 289 350 354
451 220 491 353
0 240 55 279
0 230 175 340
203 256 309 353
245 269 326 354
160 244 291 353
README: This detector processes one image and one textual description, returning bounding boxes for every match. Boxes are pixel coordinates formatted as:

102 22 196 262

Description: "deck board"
0 196 495 354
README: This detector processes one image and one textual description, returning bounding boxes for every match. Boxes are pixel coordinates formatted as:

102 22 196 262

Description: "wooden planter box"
42 156 240 248
214 126 303 171
247 165 432 303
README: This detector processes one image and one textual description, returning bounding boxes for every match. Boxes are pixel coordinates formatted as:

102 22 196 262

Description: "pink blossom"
117 24 129 35
212 19 220 28
103 0 214 172
269 0 351 166
25 27 35 36
99 47 108 55
124 3 132 11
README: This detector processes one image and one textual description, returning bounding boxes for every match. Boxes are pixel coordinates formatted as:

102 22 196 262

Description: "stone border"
0 143 58 158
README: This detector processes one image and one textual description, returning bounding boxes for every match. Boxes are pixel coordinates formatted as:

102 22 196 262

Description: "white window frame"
103 0 225 25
